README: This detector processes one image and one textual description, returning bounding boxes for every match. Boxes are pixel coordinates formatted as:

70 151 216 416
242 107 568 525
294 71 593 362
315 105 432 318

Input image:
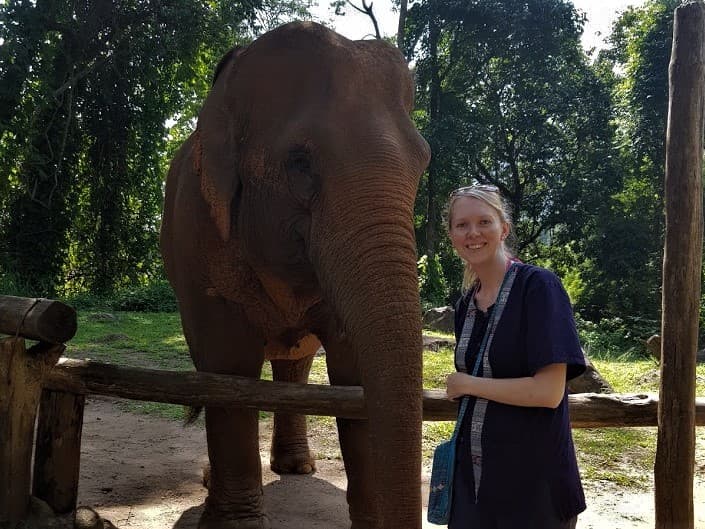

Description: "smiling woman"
437 184 587 529
446 186 513 297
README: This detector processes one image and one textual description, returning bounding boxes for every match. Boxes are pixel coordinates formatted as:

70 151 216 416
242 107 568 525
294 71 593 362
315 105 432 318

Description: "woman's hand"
445 372 474 401
444 363 568 408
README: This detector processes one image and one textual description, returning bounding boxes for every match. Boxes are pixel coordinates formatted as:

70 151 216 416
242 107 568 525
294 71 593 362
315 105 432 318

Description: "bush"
111 280 178 312
0 268 55 298
64 279 178 312
418 254 449 311
575 314 659 360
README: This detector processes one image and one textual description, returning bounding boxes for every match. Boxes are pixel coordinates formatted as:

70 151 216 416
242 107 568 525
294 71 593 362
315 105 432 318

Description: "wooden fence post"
33 389 86 515
656 2 705 529
0 338 63 528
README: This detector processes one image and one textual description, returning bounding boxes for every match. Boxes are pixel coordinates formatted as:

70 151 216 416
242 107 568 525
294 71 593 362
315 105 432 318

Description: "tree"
406 0 619 299
578 0 679 319
0 0 311 295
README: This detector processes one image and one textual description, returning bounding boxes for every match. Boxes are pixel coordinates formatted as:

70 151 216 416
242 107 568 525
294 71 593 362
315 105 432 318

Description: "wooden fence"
1 294 704 528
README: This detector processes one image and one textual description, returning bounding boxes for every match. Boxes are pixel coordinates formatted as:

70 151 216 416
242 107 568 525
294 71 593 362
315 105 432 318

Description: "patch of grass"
116 400 188 421
308 356 330 384
422 329 455 340
66 311 191 370
590 358 660 393
573 427 656 488
422 346 455 389
422 421 455 459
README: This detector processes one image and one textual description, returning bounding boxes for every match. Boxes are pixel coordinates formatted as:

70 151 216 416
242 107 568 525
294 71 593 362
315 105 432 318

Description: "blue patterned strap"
450 263 518 444
469 263 519 498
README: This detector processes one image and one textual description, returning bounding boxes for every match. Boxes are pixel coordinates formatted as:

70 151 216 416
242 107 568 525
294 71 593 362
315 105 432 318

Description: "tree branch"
348 0 381 39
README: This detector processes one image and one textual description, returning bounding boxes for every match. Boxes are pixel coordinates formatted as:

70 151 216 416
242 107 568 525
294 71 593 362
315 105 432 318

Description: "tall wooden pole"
656 2 705 528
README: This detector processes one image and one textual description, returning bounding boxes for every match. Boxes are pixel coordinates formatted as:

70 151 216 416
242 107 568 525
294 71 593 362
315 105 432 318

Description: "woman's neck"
473 253 509 310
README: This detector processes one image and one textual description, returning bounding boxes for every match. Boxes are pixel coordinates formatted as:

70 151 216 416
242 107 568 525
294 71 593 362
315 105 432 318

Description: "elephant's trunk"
314 179 423 528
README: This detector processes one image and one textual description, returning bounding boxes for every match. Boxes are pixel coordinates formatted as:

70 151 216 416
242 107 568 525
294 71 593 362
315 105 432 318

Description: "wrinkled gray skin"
160 21 430 529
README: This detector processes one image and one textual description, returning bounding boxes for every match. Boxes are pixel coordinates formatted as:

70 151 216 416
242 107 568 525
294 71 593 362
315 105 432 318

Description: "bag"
427 436 457 524
427 398 468 525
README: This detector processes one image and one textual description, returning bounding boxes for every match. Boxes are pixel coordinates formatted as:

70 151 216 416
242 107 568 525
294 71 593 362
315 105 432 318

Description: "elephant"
160 21 430 529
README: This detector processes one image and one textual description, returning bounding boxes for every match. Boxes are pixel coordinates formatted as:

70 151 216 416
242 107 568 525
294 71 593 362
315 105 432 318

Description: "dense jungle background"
0 0 695 355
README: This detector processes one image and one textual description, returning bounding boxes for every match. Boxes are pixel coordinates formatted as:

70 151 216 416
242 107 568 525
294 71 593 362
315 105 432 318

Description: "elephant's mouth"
263 332 321 362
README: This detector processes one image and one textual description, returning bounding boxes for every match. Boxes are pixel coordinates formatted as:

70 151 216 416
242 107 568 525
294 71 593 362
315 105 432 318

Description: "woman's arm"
445 363 567 409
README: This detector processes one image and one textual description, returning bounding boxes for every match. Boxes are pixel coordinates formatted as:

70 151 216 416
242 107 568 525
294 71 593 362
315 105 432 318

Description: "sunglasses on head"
449 184 500 198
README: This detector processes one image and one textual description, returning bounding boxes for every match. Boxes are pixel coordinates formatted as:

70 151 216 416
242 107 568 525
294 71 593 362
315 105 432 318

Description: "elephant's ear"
197 46 245 242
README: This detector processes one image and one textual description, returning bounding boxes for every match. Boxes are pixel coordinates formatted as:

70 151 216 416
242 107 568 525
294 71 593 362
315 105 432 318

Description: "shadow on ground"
172 474 348 529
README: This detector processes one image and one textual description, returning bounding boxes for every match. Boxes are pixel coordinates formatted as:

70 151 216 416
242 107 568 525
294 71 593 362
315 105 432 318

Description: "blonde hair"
446 185 515 291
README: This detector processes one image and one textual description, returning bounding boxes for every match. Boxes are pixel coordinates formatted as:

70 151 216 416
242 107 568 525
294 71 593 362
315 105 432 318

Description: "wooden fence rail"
47 357 705 427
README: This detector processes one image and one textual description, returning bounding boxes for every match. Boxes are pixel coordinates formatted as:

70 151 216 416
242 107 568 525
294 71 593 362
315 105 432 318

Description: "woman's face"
448 196 509 268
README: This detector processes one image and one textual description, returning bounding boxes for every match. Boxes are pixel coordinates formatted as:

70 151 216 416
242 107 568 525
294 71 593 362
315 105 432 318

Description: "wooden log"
0 295 77 344
44 358 705 427
33 390 85 515
657 3 705 529
46 358 366 418
424 390 705 428
0 338 64 527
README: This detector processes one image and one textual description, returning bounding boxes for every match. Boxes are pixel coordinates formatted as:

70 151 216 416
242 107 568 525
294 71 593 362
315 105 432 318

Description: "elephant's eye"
286 148 311 174
286 146 317 205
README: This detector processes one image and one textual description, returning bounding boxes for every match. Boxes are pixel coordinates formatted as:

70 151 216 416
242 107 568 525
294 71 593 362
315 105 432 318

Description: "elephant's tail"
184 405 203 425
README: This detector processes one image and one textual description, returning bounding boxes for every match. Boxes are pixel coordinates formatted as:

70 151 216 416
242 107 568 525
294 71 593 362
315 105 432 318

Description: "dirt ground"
76 396 705 529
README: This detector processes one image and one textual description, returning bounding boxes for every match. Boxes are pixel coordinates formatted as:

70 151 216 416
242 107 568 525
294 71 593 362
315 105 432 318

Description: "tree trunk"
397 0 408 55
656 3 705 529
424 18 441 259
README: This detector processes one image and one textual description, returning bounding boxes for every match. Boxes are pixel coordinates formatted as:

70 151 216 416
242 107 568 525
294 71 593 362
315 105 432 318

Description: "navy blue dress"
448 264 586 529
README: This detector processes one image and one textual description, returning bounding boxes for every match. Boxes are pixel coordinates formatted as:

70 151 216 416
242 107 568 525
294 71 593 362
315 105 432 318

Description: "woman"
444 184 586 529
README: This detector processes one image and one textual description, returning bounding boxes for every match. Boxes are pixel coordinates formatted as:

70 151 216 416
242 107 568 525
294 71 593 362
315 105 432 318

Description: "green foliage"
577 0 678 321
110 280 178 312
591 358 662 393
63 279 177 312
575 314 659 360
0 0 311 297
418 254 449 310
421 345 455 389
532 242 586 305
0 266 54 298
0 0 691 356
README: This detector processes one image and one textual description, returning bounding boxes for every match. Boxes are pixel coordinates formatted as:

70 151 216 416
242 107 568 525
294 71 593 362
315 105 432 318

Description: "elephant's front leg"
178 295 270 529
200 406 269 529
270 354 316 475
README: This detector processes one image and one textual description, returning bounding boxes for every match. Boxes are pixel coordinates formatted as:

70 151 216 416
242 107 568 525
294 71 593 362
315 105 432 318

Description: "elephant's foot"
198 511 271 529
199 496 271 529
270 443 316 474
349 522 379 529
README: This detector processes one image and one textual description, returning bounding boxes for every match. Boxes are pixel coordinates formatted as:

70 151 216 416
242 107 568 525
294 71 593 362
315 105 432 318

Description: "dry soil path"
76 397 705 529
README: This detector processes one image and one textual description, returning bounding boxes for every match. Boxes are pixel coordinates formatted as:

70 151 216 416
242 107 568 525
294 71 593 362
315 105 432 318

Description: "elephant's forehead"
238 23 409 90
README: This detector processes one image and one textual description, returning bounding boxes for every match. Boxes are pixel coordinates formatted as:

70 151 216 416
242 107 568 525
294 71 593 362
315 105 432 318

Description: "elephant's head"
194 21 430 527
